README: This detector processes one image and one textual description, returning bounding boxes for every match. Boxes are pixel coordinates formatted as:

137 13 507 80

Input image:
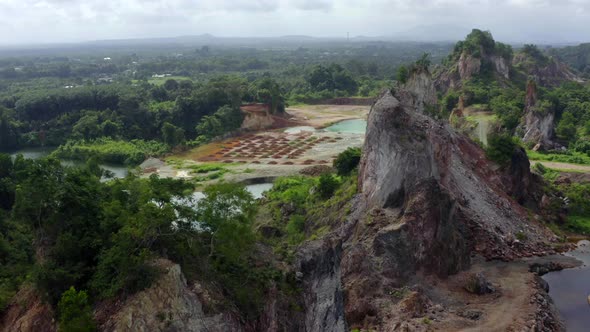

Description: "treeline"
0 75 286 163
0 59 381 161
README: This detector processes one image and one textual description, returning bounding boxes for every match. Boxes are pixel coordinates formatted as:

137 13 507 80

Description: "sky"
1 0 590 45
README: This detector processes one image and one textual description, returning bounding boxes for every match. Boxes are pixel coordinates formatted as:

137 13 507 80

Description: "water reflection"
325 119 367 134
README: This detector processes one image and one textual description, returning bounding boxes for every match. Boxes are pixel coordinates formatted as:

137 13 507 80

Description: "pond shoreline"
542 240 590 332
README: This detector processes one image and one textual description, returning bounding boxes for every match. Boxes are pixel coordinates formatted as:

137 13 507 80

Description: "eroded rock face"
402 68 438 113
359 90 553 261
0 287 55 332
101 260 242 332
297 240 347 332
520 81 561 150
491 55 510 79
294 88 558 330
458 53 482 81
434 51 510 94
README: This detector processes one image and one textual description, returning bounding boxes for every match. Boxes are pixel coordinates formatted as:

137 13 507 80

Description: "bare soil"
146 105 367 181
286 104 369 128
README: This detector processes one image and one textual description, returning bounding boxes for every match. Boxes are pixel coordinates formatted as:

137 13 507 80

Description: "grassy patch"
257 174 358 260
527 150 590 165
187 164 227 174
566 216 590 235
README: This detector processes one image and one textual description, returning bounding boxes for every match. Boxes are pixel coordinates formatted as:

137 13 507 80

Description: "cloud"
0 0 589 44
291 0 333 11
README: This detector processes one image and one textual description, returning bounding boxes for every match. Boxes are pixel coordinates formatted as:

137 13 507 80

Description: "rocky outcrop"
0 287 55 332
435 51 511 94
287 87 559 331
359 90 553 261
520 81 561 150
402 68 438 113
241 110 275 131
100 260 242 332
296 239 347 332
491 55 510 79
458 53 482 82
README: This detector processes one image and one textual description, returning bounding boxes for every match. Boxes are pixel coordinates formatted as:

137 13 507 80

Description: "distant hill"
433 29 581 94
550 43 590 78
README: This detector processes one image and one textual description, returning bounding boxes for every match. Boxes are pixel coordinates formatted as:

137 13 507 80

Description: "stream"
543 240 590 332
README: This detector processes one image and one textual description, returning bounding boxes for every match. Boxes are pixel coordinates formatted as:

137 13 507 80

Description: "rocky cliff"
359 89 553 262
98 260 242 332
289 87 561 331
520 81 561 151
0 287 55 332
435 51 511 94
402 68 438 113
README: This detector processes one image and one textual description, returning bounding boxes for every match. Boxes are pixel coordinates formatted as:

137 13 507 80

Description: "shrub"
333 147 361 176
57 287 97 332
286 215 306 244
486 133 517 165
397 65 409 84
573 138 590 155
317 174 339 199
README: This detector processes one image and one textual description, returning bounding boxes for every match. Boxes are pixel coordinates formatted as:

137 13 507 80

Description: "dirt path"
457 262 536 332
531 161 590 173
425 254 581 332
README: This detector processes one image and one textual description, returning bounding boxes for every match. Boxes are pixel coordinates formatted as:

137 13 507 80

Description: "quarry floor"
141 104 369 184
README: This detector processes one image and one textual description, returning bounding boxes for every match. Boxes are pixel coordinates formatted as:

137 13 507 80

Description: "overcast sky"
1 0 589 45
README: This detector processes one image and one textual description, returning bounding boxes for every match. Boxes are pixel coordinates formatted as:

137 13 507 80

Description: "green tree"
397 66 409 84
333 147 362 176
161 122 185 147
163 79 179 91
249 77 285 114
486 133 517 165
556 111 578 144
317 174 339 199
57 287 97 332
72 114 101 140
196 183 256 264
414 53 431 71
0 107 18 149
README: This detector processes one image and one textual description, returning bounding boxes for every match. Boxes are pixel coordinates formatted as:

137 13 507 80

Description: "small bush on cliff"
486 133 518 165
57 287 97 332
317 174 340 199
286 215 306 244
334 147 362 176
397 66 409 84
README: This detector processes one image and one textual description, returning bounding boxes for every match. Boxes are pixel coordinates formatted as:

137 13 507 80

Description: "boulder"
463 273 495 295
